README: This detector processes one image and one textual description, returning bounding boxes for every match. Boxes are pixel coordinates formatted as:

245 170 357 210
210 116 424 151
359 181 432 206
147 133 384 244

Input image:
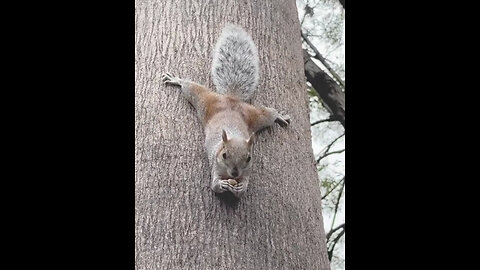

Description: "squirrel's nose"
231 168 239 178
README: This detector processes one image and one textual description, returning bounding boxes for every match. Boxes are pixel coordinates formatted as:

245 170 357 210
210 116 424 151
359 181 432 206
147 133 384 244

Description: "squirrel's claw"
161 72 181 86
232 183 244 191
229 183 246 198
220 180 245 194
219 180 234 191
276 111 291 127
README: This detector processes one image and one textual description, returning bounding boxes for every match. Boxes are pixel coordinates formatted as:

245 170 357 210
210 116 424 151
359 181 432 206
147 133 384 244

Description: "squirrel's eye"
246 156 251 163
223 153 227 159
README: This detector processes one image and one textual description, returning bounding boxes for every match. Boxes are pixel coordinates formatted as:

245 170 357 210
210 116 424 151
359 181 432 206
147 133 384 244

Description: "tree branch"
303 49 345 128
300 6 308 26
321 133 345 155
326 179 345 261
317 149 345 163
321 176 345 200
302 32 345 89
329 180 345 233
326 223 345 242
310 117 338 126
327 226 345 261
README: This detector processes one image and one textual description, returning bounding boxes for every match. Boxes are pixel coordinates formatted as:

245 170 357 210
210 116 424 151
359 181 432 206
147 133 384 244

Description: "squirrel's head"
216 130 254 179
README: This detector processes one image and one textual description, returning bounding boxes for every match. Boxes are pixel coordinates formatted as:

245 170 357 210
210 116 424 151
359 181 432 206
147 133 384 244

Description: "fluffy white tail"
211 24 259 101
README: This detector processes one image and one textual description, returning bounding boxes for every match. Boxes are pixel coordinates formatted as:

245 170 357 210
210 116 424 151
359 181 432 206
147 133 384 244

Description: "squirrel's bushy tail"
211 24 259 101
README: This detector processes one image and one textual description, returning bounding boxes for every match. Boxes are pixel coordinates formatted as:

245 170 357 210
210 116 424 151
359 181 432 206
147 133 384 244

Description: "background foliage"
297 0 345 268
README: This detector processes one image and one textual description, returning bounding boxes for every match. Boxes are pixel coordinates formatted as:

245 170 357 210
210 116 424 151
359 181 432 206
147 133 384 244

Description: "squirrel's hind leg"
161 72 215 122
274 110 291 127
249 105 291 132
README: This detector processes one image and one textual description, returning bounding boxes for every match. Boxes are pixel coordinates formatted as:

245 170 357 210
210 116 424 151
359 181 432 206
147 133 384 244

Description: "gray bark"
135 1 330 269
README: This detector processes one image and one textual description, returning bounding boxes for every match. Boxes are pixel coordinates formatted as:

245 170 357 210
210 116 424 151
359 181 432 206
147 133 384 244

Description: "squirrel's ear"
247 132 255 147
222 129 228 143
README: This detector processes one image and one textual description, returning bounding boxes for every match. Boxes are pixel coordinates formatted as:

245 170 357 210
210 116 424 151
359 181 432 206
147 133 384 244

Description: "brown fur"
203 93 223 124
202 93 266 132
182 83 279 134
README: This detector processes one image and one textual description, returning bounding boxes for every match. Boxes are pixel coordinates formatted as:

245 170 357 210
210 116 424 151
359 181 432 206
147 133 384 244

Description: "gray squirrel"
162 24 290 198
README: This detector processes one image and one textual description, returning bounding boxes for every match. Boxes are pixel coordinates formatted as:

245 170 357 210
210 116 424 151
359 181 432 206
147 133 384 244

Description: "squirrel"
161 24 290 198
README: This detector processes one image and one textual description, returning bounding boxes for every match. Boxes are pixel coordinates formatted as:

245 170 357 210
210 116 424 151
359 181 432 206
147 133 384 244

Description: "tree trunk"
135 1 330 269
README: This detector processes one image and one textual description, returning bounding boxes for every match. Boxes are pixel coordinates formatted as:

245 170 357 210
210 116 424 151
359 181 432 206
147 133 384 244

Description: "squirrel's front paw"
229 182 246 198
212 179 234 193
161 72 181 86
212 179 246 198
222 180 243 193
276 111 291 127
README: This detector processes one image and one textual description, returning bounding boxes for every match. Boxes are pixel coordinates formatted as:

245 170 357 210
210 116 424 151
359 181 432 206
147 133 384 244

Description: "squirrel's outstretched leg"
161 72 216 120
248 105 291 133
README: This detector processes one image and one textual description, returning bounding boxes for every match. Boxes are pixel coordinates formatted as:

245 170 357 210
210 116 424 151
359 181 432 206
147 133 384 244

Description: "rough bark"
135 1 330 269
303 49 345 127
